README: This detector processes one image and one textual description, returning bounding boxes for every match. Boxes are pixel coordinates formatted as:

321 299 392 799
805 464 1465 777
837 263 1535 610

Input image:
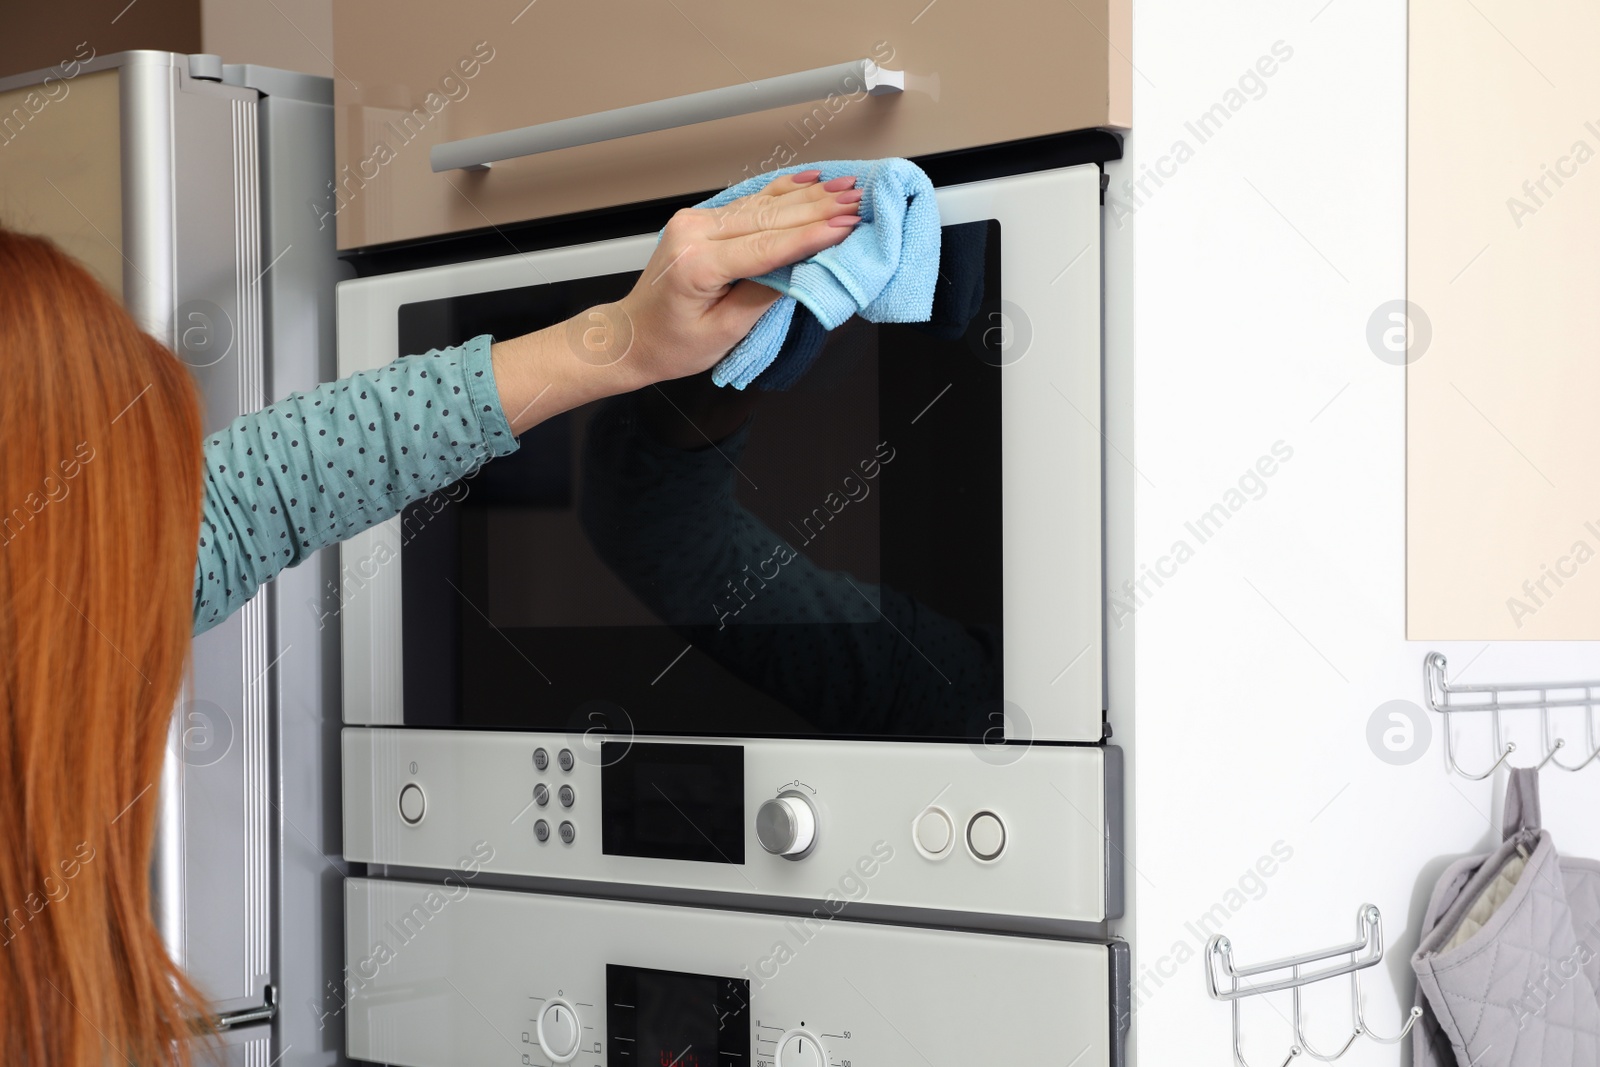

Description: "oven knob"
756 793 816 858
777 1029 825 1067
538 999 581 1063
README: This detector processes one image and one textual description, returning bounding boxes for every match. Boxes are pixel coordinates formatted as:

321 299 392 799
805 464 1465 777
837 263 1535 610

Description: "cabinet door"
1408 0 1600 639
329 0 1129 249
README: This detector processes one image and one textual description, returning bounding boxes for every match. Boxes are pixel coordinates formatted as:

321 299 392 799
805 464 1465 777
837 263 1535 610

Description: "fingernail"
792 169 822 183
828 214 863 227
835 190 863 205
822 175 857 192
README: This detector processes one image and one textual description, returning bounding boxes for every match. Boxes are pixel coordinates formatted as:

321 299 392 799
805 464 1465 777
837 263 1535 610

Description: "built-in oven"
336 162 1119 937
343 877 1129 1067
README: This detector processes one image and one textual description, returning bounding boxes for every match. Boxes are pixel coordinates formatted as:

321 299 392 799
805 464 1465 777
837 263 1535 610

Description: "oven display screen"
601 742 743 864
397 219 1003 741
607 964 750 1067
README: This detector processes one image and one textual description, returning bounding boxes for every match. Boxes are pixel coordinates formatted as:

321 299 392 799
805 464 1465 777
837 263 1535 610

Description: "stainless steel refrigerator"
0 50 350 1065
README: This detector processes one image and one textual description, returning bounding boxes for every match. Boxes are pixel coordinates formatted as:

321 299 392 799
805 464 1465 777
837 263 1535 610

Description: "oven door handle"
429 58 903 173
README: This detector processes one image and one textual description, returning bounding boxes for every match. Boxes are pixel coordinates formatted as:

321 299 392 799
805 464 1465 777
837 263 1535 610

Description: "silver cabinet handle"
431 58 903 173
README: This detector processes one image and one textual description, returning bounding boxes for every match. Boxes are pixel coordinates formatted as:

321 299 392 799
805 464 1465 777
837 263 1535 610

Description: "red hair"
0 227 211 1064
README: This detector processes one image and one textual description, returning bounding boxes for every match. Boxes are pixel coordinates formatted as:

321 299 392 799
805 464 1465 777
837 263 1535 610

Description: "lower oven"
343 877 1130 1067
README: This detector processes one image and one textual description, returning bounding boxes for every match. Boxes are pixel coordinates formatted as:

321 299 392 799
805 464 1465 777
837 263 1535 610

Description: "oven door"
336 164 1102 744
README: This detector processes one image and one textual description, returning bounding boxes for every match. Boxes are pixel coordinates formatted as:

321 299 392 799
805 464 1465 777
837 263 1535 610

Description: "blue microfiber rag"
662 158 941 389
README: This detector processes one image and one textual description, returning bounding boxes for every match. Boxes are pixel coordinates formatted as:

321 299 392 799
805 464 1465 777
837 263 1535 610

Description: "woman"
0 168 861 1065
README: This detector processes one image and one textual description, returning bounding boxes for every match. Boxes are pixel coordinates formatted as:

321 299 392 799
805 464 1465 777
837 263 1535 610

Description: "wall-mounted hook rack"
1205 904 1422 1066
1424 652 1600 777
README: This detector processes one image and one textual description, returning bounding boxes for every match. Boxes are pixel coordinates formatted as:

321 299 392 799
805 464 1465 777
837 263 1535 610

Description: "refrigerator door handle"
429 57 903 172
212 985 278 1032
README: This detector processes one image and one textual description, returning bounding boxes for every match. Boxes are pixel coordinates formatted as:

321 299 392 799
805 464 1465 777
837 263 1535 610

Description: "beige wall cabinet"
329 0 1130 250
1408 0 1600 639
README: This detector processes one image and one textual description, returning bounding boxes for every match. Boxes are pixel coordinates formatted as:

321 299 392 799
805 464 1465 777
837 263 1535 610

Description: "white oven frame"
335 163 1103 742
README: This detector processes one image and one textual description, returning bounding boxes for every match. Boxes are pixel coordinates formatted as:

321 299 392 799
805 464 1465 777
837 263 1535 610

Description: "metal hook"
1352 972 1423 1046
1211 940 1303 1067
1440 709 1517 780
1542 704 1600 772
1351 909 1422 1047
1231 997 1301 1067
1292 978 1361 1061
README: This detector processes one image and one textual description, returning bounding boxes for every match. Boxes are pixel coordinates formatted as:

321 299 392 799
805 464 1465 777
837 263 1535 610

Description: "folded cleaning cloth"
666 158 940 390
748 216 990 391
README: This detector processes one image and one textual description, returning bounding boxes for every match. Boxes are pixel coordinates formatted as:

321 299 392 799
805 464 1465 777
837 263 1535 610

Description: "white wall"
1109 2 1600 1064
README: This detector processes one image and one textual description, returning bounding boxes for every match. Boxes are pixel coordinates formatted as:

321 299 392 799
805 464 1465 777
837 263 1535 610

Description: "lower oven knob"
756 793 817 858
777 1029 825 1067
538 999 581 1063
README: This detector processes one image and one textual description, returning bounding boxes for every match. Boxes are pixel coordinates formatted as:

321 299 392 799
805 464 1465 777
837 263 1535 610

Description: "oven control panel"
343 877 1129 1067
343 730 1122 931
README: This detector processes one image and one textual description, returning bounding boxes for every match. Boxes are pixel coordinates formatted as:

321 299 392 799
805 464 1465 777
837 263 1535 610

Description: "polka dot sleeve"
192 334 517 635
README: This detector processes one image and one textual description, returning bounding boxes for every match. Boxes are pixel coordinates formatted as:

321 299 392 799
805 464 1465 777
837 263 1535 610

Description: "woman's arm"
193 169 861 635
192 336 514 633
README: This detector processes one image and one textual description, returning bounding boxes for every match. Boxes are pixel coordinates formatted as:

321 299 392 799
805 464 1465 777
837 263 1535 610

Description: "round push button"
533 783 550 807
558 820 576 845
534 819 550 842
533 747 549 771
557 748 575 772
966 810 1006 861
538 999 581 1063
777 1029 825 1067
558 784 576 808
398 784 425 825
913 806 954 858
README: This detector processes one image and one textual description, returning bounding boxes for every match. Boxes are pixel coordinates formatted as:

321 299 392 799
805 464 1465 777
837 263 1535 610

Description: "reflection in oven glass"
397 220 1007 741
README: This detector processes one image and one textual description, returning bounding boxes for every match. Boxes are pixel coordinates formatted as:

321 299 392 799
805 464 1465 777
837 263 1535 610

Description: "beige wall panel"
201 0 335 78
1408 0 1600 639
0 69 125 301
330 0 1130 249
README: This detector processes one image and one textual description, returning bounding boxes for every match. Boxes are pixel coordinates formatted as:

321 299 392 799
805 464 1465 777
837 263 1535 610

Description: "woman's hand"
491 169 861 434
611 169 861 383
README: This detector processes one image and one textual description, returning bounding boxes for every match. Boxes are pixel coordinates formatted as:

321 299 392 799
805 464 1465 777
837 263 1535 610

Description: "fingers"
705 172 859 239
713 216 858 284
757 168 822 196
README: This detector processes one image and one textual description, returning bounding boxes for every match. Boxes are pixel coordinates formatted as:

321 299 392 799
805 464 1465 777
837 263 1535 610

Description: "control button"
534 819 550 842
777 1029 825 1067
533 747 549 771
756 792 817 858
558 820 576 845
558 784 576 808
538 999 581 1063
913 806 954 858
557 748 575 772
966 810 1007 861
533 784 550 807
397 783 425 825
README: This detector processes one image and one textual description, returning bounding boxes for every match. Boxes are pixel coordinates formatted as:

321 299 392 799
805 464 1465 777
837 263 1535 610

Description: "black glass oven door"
398 220 1002 742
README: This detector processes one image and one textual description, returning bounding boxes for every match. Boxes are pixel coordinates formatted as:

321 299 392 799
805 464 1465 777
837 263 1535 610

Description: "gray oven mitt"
1411 768 1600 1067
